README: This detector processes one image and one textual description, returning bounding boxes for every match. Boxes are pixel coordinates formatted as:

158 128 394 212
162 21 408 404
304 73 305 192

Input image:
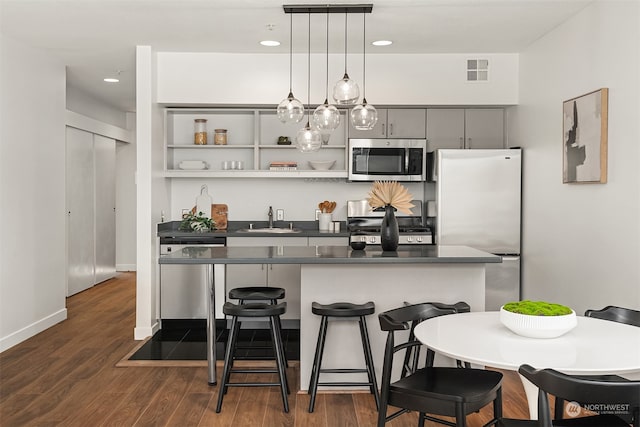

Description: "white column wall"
0 35 67 351
509 1 640 314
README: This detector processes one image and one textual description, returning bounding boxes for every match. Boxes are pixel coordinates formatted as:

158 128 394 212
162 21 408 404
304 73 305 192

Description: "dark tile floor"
129 319 300 361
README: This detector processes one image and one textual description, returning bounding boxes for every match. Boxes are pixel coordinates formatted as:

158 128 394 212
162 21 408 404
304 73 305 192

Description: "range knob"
407 236 414 243
416 236 423 243
368 236 376 244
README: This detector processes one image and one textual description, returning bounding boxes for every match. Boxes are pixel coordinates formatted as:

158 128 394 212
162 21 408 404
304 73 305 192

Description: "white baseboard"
134 320 160 340
0 308 68 353
116 264 137 272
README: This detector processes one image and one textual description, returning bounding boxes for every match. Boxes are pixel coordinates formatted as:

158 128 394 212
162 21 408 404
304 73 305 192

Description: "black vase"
380 205 399 251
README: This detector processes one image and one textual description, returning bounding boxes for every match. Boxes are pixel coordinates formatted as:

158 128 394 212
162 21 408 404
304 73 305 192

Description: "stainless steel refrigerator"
436 149 522 311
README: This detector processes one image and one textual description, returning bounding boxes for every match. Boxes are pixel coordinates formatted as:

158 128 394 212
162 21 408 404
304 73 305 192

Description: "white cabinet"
226 237 307 319
66 127 116 296
426 108 505 151
348 108 426 139
164 108 348 178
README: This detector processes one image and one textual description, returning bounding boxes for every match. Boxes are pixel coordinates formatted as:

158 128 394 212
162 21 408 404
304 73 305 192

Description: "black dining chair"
401 301 472 375
378 302 503 427
497 364 640 427
554 305 640 424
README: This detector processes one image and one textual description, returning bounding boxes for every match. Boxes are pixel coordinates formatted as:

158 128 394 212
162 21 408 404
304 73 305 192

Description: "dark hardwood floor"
0 272 531 426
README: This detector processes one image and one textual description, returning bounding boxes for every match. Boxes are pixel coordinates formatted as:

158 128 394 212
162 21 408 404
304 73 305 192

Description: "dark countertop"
158 245 501 265
158 220 350 238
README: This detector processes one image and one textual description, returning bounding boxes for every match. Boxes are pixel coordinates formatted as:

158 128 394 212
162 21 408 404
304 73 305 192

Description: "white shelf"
168 144 255 149
162 170 348 178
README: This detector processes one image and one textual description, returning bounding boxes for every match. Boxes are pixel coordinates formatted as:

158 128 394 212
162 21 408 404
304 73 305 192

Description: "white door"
66 127 95 295
94 135 116 284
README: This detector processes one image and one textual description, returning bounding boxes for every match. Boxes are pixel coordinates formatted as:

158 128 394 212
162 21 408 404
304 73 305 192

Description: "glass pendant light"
332 13 359 105
350 12 378 130
277 14 304 123
296 12 322 152
312 11 340 138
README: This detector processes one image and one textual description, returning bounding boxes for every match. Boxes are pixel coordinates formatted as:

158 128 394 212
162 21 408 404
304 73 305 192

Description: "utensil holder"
318 213 333 231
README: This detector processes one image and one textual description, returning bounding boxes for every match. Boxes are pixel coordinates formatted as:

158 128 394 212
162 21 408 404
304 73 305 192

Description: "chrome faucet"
268 206 274 228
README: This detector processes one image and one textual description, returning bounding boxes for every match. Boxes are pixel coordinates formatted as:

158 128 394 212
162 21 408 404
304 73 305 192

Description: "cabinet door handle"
467 137 472 148
389 123 394 135
381 123 385 136
459 137 464 149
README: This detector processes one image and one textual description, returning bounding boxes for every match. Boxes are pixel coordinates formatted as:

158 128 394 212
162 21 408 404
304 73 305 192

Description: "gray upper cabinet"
348 108 426 139
464 109 505 149
426 108 504 151
426 109 465 151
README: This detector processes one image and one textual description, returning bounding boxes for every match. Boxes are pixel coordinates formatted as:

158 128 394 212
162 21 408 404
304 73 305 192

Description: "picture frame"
562 88 608 184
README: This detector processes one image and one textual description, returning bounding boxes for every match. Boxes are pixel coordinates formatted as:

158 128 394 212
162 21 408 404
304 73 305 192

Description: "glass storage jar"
194 119 208 145
214 129 227 145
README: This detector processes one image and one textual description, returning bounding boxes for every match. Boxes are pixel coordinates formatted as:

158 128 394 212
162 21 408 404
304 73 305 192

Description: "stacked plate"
179 160 208 170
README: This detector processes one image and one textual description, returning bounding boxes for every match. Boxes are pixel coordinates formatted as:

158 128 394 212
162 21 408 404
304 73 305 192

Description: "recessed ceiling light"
260 40 281 47
372 40 393 46
103 77 119 83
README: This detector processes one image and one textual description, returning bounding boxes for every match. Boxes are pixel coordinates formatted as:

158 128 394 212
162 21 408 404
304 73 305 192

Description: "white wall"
509 1 640 313
116 112 137 271
169 179 425 222
135 46 170 339
157 52 519 106
67 85 128 129
0 35 67 351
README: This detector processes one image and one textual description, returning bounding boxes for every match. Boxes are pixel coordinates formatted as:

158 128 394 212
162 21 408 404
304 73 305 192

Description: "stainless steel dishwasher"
159 235 226 321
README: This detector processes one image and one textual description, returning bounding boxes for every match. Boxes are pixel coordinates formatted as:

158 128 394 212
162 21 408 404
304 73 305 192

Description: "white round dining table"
413 311 640 419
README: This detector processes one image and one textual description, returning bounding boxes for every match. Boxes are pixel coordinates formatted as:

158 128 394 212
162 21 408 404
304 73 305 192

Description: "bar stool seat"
216 301 289 413
308 301 379 413
229 286 285 302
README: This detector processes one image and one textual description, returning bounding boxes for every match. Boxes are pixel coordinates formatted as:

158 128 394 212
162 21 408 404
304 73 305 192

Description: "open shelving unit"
163 108 348 178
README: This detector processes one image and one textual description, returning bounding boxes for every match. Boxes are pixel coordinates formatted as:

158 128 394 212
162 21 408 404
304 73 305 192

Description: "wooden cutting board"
191 204 228 230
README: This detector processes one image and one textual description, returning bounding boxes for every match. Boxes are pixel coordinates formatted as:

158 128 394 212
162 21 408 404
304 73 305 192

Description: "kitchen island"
158 244 501 388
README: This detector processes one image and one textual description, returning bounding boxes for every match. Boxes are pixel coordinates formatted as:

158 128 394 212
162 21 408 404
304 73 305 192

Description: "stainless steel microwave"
348 139 427 182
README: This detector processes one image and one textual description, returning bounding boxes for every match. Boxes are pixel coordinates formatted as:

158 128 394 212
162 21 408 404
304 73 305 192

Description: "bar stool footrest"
226 382 283 387
320 368 369 374
317 381 376 387
230 368 279 374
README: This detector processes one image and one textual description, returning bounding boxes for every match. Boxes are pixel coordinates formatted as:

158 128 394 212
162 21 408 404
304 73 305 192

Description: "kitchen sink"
237 227 302 234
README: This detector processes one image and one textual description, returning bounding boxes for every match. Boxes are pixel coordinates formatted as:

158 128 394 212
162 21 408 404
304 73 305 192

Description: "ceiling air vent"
467 59 488 81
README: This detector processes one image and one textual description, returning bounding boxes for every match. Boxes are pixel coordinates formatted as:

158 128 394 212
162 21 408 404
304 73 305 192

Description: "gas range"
347 200 433 246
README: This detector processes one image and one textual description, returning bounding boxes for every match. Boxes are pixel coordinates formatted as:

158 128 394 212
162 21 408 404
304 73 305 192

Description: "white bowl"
179 160 208 170
308 160 336 170
499 307 577 339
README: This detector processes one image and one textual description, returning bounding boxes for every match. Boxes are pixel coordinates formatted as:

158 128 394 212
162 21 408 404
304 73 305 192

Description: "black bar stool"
216 301 289 413
227 286 287 365
307 301 379 413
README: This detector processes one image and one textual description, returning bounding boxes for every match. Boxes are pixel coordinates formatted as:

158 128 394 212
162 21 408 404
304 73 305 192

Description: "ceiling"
0 0 592 113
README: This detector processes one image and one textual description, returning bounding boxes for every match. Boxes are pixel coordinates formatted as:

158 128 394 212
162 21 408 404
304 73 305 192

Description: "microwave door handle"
405 148 410 173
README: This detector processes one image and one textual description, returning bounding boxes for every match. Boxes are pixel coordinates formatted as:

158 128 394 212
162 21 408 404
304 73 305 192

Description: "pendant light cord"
344 13 348 75
325 11 329 101
307 12 311 122
288 13 293 93
362 12 366 99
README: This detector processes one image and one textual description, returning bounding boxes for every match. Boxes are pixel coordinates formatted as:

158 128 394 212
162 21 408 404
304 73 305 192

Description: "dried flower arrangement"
367 181 414 214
